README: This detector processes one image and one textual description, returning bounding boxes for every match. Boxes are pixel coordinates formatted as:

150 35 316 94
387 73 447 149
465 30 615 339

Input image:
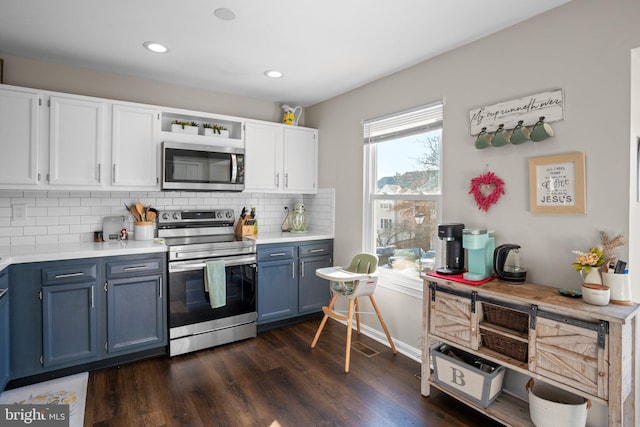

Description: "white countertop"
0 240 168 271
246 231 334 245
0 233 334 271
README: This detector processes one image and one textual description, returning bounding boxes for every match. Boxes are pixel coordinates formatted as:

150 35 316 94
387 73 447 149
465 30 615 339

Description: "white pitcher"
282 105 302 125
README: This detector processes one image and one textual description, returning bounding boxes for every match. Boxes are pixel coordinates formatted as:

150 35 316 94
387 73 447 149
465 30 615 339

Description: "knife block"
235 217 256 236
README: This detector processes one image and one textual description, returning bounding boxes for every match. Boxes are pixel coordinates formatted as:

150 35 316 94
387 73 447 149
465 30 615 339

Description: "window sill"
377 268 424 299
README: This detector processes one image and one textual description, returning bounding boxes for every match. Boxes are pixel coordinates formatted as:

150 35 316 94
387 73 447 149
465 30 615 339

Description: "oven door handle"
169 256 256 273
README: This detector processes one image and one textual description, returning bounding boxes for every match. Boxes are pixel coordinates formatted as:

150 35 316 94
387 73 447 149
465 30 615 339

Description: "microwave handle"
231 154 237 183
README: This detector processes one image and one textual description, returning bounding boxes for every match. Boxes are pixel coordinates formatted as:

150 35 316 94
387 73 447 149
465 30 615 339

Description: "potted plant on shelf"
202 122 229 137
171 120 199 135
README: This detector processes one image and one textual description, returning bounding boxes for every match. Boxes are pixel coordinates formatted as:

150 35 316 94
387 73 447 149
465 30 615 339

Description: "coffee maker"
462 229 495 281
436 223 465 275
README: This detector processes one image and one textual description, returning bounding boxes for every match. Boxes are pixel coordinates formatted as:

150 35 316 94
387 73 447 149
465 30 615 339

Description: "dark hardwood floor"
84 318 503 426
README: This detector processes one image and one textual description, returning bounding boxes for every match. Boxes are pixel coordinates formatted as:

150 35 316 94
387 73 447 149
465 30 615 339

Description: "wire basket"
482 304 529 334
481 330 528 362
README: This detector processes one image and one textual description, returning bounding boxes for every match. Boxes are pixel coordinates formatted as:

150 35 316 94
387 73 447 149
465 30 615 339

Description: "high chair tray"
315 266 372 282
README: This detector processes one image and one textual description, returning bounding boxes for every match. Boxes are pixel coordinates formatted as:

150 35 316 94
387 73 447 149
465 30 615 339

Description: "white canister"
581 283 610 306
134 222 154 241
602 271 632 305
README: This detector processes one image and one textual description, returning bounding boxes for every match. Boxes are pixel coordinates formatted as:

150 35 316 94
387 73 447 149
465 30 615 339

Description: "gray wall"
306 1 640 423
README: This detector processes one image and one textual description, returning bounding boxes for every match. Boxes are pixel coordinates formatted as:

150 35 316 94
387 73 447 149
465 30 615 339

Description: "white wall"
307 1 640 424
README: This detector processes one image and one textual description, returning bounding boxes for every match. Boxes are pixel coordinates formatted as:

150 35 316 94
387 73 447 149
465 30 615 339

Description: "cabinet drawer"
298 241 332 258
257 245 295 262
42 263 97 284
106 258 163 277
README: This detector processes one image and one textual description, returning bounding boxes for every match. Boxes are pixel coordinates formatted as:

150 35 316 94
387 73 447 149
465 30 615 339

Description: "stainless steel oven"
159 209 256 357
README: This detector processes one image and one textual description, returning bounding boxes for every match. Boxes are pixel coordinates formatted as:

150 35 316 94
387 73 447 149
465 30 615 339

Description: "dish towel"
205 260 226 308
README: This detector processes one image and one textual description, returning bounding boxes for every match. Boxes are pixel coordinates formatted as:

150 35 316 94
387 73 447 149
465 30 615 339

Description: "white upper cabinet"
112 104 160 188
0 84 318 193
49 96 105 186
283 127 317 193
244 122 282 192
0 87 40 185
244 122 318 194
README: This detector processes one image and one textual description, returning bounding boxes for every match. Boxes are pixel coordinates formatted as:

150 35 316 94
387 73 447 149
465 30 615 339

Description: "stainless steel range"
158 209 257 357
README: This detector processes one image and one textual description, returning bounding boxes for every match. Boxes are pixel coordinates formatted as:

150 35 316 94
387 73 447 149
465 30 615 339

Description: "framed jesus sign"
528 152 586 214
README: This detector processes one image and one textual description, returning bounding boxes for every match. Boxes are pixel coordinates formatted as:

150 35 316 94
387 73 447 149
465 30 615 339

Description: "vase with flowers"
572 247 605 284
571 231 625 285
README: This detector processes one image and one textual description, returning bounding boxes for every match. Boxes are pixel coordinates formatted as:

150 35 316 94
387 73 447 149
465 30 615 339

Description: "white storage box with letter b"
432 344 505 407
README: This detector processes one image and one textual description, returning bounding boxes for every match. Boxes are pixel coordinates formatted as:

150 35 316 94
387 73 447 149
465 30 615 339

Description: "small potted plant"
203 122 229 137
171 120 199 135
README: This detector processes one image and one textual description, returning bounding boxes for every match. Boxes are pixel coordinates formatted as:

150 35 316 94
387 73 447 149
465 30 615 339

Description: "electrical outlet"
12 204 27 221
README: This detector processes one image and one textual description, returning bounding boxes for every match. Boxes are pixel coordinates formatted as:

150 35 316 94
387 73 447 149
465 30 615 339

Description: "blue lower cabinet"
106 274 164 354
8 254 167 382
42 281 99 367
257 240 333 325
257 259 297 323
0 268 9 392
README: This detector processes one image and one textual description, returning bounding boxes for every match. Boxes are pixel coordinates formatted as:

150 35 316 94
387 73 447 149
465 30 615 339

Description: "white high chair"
311 253 397 373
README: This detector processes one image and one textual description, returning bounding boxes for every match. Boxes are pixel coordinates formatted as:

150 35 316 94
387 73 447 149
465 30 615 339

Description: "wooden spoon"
135 202 145 221
130 205 141 222
147 210 156 223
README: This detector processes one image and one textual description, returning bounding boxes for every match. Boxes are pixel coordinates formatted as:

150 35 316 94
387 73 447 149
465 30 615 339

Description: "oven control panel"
158 209 235 225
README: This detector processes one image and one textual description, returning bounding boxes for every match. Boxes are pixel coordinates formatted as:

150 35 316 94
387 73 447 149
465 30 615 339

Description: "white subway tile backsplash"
36 216 59 226
47 225 70 235
11 236 35 246
47 207 70 217
36 197 59 207
0 188 335 247
23 226 48 236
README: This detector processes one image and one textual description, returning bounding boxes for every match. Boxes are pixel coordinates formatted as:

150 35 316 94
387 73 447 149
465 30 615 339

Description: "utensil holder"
602 272 632 305
134 222 154 241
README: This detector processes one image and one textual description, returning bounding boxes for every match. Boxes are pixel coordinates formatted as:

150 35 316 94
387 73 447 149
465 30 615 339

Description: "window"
363 102 443 289
380 218 393 229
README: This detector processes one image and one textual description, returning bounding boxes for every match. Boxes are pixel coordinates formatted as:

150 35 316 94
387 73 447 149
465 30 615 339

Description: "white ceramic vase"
579 266 602 285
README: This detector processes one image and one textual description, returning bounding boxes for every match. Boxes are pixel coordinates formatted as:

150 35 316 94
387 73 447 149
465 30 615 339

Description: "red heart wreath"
469 171 505 212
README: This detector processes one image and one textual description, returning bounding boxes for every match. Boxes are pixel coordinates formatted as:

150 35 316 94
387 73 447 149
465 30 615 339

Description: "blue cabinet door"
298 255 332 314
0 268 9 392
106 274 165 353
42 281 99 367
257 260 297 324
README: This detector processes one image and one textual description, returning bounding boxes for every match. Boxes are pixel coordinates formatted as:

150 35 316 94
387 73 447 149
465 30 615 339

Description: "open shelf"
160 111 244 146
428 377 533 427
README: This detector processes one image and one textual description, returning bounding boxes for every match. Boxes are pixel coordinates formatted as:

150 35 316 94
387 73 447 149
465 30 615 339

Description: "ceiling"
0 0 569 107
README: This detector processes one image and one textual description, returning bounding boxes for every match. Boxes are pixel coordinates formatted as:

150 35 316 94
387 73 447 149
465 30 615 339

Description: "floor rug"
0 372 88 427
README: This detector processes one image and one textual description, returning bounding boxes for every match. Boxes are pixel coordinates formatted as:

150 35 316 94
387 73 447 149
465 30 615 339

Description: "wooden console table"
421 276 639 426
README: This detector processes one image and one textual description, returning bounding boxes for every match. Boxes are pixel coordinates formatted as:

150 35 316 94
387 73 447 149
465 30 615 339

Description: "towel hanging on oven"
205 260 226 308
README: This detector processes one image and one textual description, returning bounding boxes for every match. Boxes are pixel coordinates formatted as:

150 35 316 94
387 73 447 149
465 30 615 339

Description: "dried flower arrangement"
600 231 624 266
571 231 624 274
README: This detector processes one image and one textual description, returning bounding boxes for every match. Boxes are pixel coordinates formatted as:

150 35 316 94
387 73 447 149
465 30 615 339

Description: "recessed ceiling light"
143 41 168 53
214 8 236 21
264 70 283 78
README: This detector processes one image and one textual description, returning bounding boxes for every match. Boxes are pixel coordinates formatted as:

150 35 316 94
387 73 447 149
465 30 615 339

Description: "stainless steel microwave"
161 141 245 191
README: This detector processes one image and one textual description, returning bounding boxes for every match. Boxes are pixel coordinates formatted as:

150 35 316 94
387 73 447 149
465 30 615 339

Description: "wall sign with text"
528 152 585 214
469 89 564 135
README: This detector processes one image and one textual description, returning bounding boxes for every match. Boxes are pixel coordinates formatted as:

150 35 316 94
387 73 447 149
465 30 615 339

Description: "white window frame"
362 102 443 297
